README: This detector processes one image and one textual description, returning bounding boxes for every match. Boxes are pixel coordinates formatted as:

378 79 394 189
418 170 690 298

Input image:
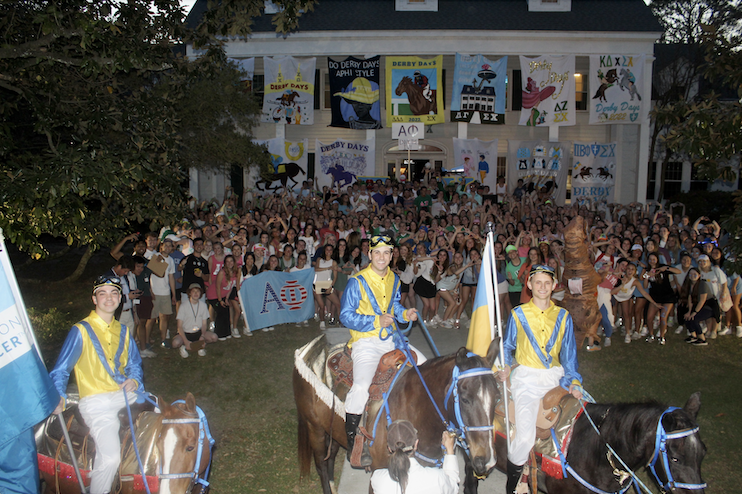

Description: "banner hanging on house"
262 56 316 125
450 54 507 125
386 55 444 125
571 142 617 205
231 57 255 91
251 138 309 193
452 138 499 191
588 54 645 124
238 269 315 331
518 55 575 127
315 138 375 191
507 140 570 205
328 56 382 130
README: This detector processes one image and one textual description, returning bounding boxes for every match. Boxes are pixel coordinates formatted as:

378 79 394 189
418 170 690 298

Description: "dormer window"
396 0 438 12
527 0 571 12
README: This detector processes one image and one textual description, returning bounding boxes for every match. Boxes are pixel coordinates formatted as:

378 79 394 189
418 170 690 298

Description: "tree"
0 0 314 278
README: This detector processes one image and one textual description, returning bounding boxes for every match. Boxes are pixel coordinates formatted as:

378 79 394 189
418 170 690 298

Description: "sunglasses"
93 275 122 292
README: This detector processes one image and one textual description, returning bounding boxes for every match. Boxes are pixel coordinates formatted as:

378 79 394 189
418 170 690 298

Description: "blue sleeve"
49 326 83 399
339 277 377 331
558 314 582 389
125 330 145 393
390 278 410 323
503 310 518 367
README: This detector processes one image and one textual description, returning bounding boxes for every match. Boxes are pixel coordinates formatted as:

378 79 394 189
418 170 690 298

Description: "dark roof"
186 0 662 34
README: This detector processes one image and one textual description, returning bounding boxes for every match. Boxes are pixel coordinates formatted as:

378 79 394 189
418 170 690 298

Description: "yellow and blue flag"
466 236 497 358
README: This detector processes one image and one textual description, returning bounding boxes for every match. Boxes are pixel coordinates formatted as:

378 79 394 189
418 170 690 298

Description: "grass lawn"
17 247 742 493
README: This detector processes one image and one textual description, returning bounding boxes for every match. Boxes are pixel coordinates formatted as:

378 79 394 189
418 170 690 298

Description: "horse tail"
296 398 313 478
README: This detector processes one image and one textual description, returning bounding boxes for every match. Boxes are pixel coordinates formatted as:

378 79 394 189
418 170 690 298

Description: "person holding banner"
49 276 144 494
340 235 425 466
497 264 582 494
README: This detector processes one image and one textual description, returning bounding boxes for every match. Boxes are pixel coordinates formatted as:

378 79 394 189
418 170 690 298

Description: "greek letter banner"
262 56 316 125
519 55 575 127
315 139 376 191
450 54 507 125
589 54 646 124
328 56 382 129
251 138 309 193
507 140 570 205
452 138 499 191
386 55 445 125
238 269 315 331
571 142 617 205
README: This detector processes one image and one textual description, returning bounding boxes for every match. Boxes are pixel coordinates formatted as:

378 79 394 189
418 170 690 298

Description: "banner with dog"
238 269 315 331
261 56 316 125
518 55 576 127
507 140 570 205
571 142 617 205
588 54 646 124
450 53 507 125
386 55 445 125
328 56 382 130
251 138 309 193
315 138 376 192
452 138 499 191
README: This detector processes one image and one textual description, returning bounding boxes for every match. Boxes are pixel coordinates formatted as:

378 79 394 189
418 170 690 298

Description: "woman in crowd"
300 223 318 259
435 251 471 329
314 243 341 330
279 244 296 271
457 247 481 326
334 239 351 301
505 245 524 307
413 252 437 325
612 262 660 342
644 252 681 345
215 254 240 340
697 254 726 338
680 267 712 346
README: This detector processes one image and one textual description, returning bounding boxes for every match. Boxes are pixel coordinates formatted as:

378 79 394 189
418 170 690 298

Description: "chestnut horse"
294 337 501 494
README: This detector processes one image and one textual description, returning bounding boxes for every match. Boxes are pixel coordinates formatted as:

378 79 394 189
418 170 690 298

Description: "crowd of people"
106 174 740 357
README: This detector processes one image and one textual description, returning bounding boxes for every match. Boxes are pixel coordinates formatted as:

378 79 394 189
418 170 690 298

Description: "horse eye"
671 457 679 462
186 445 196 452
461 398 470 405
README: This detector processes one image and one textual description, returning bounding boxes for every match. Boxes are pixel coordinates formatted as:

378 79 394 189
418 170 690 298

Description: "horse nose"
472 455 490 475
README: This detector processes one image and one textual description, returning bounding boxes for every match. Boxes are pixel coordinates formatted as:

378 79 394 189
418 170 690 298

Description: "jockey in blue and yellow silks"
50 276 144 494
498 264 583 494
339 235 426 467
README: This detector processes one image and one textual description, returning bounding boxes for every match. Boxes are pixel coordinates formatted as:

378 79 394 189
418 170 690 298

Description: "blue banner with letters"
238 269 315 331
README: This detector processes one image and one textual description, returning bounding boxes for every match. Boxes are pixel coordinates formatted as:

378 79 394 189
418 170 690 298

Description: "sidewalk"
323 322 506 494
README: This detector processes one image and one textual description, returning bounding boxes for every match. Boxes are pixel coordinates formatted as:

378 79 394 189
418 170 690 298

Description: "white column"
189 167 200 201
635 55 654 203
548 125 559 143
458 122 468 139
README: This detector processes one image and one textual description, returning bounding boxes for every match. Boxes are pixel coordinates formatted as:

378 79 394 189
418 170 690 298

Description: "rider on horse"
413 70 433 103
497 264 583 494
339 235 426 466
50 275 144 494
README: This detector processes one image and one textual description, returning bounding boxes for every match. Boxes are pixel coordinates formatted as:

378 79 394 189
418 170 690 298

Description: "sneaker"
718 326 731 336
692 339 708 346
624 333 631 344
659 337 666 345
431 315 443 325
737 326 742 338
586 344 602 352
296 323 303 328
262 326 275 332
441 319 453 329
603 337 611 348
710 331 718 339
640 326 648 337
209 321 215 331
197 349 207 357
314 313 320 321
646 335 655 343
141 348 157 358
454 319 460 329
166 330 171 339
231 327 242 338
179 346 189 358
685 336 698 344
303 320 310 327
674 325 684 334
319 321 326 330
161 340 172 349
217 336 227 341
631 332 642 340
146 343 154 351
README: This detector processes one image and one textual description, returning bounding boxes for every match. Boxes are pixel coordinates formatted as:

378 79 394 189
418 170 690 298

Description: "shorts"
152 294 173 316
414 277 436 299
400 282 410 294
185 330 202 342
137 296 154 320
229 287 239 301
462 282 477 288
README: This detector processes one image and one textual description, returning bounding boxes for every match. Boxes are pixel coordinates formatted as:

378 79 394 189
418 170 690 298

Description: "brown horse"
294 336 501 494
395 76 437 115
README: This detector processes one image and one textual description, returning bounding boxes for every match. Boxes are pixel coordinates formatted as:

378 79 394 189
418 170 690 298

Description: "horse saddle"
327 345 417 402
495 385 570 440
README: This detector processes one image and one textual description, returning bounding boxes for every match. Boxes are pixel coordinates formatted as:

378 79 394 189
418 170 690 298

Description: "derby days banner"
386 56 444 125
507 140 570 205
571 142 617 205
315 139 376 191
262 56 316 125
519 55 575 127
328 56 382 130
589 54 646 124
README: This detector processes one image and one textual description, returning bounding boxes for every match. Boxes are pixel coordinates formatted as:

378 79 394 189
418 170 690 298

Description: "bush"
28 307 75 364
665 190 736 222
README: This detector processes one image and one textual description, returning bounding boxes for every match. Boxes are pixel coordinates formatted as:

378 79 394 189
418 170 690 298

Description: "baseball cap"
505 245 518 254
93 275 122 294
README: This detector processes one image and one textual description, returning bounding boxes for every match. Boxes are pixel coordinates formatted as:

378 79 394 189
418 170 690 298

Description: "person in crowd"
173 283 218 358
215 254 240 339
314 243 342 329
680 267 712 346
505 245 525 308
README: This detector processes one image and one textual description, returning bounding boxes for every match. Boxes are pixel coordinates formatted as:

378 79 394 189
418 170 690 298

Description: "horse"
619 68 642 101
575 166 592 180
36 392 213 494
327 164 354 189
592 69 618 103
482 392 706 494
255 162 305 191
395 75 437 115
294 336 501 494
597 167 613 181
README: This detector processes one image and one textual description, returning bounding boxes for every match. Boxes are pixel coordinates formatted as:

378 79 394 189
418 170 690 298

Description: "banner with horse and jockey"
518 55 576 127
386 55 445 125
507 140 570 206
571 142 617 206
238 269 315 331
251 138 309 193
261 56 316 125
328 56 382 130
450 54 507 125
315 138 376 192
588 54 646 124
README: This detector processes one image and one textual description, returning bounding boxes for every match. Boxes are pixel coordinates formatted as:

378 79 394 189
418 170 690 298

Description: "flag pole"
0 230 88 493
486 223 510 452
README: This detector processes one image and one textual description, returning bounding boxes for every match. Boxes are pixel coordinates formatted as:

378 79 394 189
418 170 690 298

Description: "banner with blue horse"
238 269 315 331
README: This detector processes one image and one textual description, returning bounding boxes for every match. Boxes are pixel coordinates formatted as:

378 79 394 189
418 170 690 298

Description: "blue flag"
238 269 315 331
0 232 60 493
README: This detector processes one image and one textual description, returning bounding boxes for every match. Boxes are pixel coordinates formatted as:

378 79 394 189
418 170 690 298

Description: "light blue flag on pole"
0 231 60 494
238 269 316 331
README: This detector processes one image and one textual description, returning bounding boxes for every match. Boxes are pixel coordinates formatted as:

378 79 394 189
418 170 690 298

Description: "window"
497 157 507 178
314 69 320 110
253 74 265 106
527 0 571 11
511 70 522 111
664 162 683 197
395 0 438 11
690 165 708 192
575 73 587 111
323 71 331 109
647 161 657 200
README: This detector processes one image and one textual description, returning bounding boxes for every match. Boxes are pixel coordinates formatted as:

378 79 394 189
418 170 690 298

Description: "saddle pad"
120 411 162 492
327 346 417 401
495 385 569 437
36 405 95 471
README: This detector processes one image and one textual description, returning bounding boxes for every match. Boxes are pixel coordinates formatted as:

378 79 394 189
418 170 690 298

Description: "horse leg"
308 424 336 494
463 457 480 494
324 436 341 492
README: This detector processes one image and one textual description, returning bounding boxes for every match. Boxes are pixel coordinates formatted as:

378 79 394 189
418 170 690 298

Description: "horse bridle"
648 407 707 492
159 400 216 494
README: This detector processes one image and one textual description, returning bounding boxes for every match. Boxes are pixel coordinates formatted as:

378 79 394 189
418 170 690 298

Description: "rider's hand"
496 365 510 382
379 313 395 328
569 384 583 400
120 379 137 393
406 308 419 322
53 397 65 415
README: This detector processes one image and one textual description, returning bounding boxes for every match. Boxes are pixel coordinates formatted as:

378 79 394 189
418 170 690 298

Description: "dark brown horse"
294 337 501 494
395 76 437 115
255 162 305 191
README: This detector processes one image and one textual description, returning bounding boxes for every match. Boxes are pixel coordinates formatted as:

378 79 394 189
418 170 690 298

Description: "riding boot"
345 413 362 462
506 460 524 494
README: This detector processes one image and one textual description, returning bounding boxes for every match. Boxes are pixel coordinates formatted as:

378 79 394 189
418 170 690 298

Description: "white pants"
597 286 614 326
344 337 427 415
508 365 564 466
79 390 137 494
119 309 135 333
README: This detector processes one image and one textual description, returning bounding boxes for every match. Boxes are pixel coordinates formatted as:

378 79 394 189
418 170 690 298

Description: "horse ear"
683 392 701 421
158 395 169 413
455 347 469 367
185 392 197 413
485 337 500 368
